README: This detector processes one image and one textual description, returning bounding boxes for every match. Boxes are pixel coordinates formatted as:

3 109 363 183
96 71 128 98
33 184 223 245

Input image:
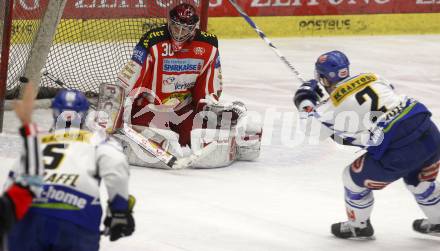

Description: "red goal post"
0 0 13 131
0 0 210 132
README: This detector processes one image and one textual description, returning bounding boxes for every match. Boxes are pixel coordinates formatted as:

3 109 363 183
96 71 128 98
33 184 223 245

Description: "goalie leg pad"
132 125 184 158
190 128 236 168
96 83 124 133
114 133 169 169
235 114 262 161
114 126 183 169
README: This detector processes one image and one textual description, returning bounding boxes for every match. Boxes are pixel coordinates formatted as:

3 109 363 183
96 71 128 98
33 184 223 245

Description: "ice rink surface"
1 35 440 250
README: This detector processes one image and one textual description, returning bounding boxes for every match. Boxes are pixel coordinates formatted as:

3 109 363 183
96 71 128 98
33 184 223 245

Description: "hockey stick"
119 123 218 169
118 124 177 168
227 0 306 84
41 70 97 109
227 0 334 117
227 1 384 149
41 70 68 89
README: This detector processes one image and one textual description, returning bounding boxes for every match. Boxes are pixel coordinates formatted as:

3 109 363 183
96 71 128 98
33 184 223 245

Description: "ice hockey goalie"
97 3 262 169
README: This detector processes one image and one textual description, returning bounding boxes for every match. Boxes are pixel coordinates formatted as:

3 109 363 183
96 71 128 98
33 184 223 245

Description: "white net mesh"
3 0 202 99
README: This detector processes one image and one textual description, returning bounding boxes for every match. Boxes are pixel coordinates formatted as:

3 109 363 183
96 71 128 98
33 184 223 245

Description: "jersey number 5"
355 86 388 122
43 144 67 170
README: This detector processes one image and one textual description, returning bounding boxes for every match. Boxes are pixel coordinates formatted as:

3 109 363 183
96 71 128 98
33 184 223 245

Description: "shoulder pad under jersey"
42 129 94 144
194 30 218 48
140 25 170 49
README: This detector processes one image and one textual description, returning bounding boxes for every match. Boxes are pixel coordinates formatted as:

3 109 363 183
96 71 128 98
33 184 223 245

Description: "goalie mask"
52 89 90 129
315 50 350 93
168 3 199 52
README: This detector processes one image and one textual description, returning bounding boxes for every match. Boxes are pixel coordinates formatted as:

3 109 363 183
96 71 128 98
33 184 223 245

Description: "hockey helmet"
52 89 90 128
315 50 350 89
168 3 199 51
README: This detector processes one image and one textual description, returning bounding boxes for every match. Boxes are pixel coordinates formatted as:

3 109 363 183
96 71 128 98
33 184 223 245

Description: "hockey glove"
4 183 34 223
293 80 324 112
14 175 43 197
103 195 136 241
199 101 247 127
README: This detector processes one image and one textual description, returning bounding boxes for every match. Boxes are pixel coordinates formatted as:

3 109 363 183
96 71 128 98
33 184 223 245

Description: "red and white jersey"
118 25 222 112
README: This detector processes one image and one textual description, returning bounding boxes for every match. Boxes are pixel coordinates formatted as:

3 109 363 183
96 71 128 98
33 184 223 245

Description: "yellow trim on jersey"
330 73 378 106
32 203 81 211
143 29 167 47
41 130 92 144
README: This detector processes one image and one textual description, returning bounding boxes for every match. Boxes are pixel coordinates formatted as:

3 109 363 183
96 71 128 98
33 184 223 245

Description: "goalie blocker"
95 83 262 169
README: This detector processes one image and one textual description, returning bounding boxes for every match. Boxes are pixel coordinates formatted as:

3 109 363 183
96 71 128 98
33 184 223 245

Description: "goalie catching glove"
293 79 324 112
102 195 136 241
198 97 247 128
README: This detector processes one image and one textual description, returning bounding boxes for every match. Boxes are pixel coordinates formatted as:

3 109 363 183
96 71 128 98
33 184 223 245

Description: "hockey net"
1 0 207 100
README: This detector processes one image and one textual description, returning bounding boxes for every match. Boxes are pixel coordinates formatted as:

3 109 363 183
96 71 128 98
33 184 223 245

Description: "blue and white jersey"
313 73 431 159
11 128 130 233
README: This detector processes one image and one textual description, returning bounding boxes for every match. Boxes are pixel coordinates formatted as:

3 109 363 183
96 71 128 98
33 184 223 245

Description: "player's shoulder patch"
194 30 218 48
140 25 170 49
132 44 147 65
133 26 169 64
330 73 378 106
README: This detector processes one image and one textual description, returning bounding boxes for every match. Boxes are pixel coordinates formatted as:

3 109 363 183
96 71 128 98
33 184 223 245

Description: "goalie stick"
118 124 177 168
118 124 218 169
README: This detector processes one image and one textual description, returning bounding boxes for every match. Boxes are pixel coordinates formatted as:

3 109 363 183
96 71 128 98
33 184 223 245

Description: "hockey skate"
413 219 440 236
331 220 374 239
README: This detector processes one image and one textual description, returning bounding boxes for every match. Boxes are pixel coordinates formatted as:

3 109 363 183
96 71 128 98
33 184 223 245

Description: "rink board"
8 13 440 43
210 13 440 38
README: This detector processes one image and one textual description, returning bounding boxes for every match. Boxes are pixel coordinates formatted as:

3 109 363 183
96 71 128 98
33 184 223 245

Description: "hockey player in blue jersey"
294 50 440 239
7 87 135 250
